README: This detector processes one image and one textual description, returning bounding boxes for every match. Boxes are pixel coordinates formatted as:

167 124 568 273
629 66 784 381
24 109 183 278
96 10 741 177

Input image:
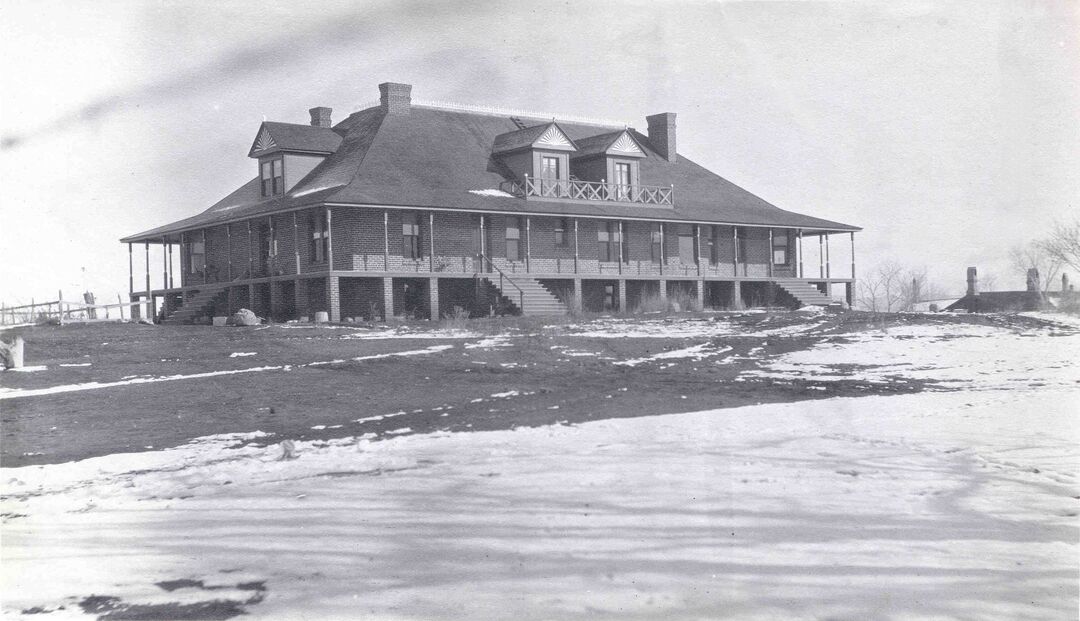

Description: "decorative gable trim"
255 127 276 152
608 132 644 156
535 124 573 150
249 124 277 157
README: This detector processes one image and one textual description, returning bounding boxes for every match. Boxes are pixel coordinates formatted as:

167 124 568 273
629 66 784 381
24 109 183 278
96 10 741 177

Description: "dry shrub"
441 306 471 330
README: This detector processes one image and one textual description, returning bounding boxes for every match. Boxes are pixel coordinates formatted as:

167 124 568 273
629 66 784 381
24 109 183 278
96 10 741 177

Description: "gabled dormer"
569 129 648 189
492 122 578 185
248 107 343 198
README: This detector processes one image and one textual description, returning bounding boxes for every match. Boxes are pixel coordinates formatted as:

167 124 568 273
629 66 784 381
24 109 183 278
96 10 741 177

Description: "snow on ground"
1021 311 1080 330
615 343 732 366
336 327 480 340
555 316 743 338
1 365 47 373
2 319 1077 619
746 322 1079 389
0 345 454 401
228 351 257 358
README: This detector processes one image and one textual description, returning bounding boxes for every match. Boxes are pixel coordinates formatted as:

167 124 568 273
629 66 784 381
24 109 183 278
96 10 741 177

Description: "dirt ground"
1 310 1054 468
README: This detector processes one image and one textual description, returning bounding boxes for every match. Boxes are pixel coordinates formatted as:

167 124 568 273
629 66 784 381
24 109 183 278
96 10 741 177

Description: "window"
541 156 560 179
540 156 561 197
615 162 632 201
310 212 329 263
772 229 790 265
189 240 205 274
505 216 522 261
598 221 621 262
261 158 283 197
678 224 696 265
402 213 422 259
555 218 568 247
650 224 663 264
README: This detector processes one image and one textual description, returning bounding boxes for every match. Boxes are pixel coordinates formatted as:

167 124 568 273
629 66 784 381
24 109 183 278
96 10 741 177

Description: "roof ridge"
410 99 631 128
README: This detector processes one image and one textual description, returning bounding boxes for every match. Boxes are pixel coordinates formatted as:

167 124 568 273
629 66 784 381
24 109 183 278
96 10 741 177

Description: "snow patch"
468 188 516 198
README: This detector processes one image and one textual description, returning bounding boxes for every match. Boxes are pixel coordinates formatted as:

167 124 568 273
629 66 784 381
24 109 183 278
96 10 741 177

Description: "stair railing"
476 253 525 312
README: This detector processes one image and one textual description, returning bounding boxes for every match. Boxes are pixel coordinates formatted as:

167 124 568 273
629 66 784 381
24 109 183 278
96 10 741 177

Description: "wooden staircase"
483 276 568 315
162 285 229 324
772 278 838 308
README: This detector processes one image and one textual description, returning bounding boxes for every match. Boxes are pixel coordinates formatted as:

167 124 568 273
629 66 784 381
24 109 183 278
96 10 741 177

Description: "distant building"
122 82 859 322
947 267 1073 312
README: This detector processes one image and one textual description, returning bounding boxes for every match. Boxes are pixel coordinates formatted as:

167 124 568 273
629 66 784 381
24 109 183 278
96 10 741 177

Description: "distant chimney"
1026 268 1040 292
379 82 412 115
966 267 978 296
646 112 677 162
309 106 332 128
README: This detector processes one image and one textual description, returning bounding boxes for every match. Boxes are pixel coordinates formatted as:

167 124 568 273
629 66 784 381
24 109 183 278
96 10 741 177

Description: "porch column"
573 218 579 274
825 233 831 279
166 239 173 289
798 229 804 279
382 277 394 319
383 210 390 271
849 232 856 280
571 278 582 313
293 212 301 275
768 229 774 278
732 227 739 277
659 223 665 276
128 243 134 298
247 222 253 279
326 207 334 271
618 221 624 275
429 212 435 272
327 275 340 322
227 224 233 280
659 279 668 302
161 238 168 298
731 281 742 309
144 242 151 320
428 277 439 319
525 216 531 273
818 235 824 279
479 214 486 269
695 279 704 306
268 216 275 275
201 230 207 284
144 243 151 296
695 225 701 276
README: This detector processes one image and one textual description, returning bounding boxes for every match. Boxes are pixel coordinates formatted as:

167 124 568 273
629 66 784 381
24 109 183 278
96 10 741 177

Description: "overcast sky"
1 0 1077 304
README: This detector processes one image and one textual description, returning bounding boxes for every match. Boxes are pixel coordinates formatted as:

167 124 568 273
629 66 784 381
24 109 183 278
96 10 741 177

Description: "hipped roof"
123 105 859 243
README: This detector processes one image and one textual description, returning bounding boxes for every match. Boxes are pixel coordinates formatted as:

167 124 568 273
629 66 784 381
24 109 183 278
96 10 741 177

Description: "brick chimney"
646 112 677 162
379 82 412 115
309 106 332 128
966 267 978 296
1026 268 1040 292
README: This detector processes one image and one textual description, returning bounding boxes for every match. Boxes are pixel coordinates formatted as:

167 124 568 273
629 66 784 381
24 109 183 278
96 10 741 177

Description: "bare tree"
857 260 906 312
1036 219 1080 274
1009 242 1061 295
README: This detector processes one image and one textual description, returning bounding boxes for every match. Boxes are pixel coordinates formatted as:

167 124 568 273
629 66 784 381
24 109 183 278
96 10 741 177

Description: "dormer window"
261 158 283 197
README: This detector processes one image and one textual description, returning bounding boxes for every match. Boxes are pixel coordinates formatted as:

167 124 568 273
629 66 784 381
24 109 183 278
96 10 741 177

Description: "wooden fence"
0 292 148 326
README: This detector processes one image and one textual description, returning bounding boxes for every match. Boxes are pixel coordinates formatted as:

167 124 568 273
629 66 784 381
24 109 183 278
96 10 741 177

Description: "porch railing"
500 176 673 206
477 253 524 312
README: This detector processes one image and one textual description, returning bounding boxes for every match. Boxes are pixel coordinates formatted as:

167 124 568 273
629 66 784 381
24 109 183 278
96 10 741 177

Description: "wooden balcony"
500 176 674 206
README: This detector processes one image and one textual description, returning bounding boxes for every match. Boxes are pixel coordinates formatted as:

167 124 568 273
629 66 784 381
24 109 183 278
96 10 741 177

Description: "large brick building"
122 82 859 322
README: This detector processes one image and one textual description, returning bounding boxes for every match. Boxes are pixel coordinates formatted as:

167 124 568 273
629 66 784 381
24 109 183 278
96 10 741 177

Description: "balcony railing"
500 176 674 206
